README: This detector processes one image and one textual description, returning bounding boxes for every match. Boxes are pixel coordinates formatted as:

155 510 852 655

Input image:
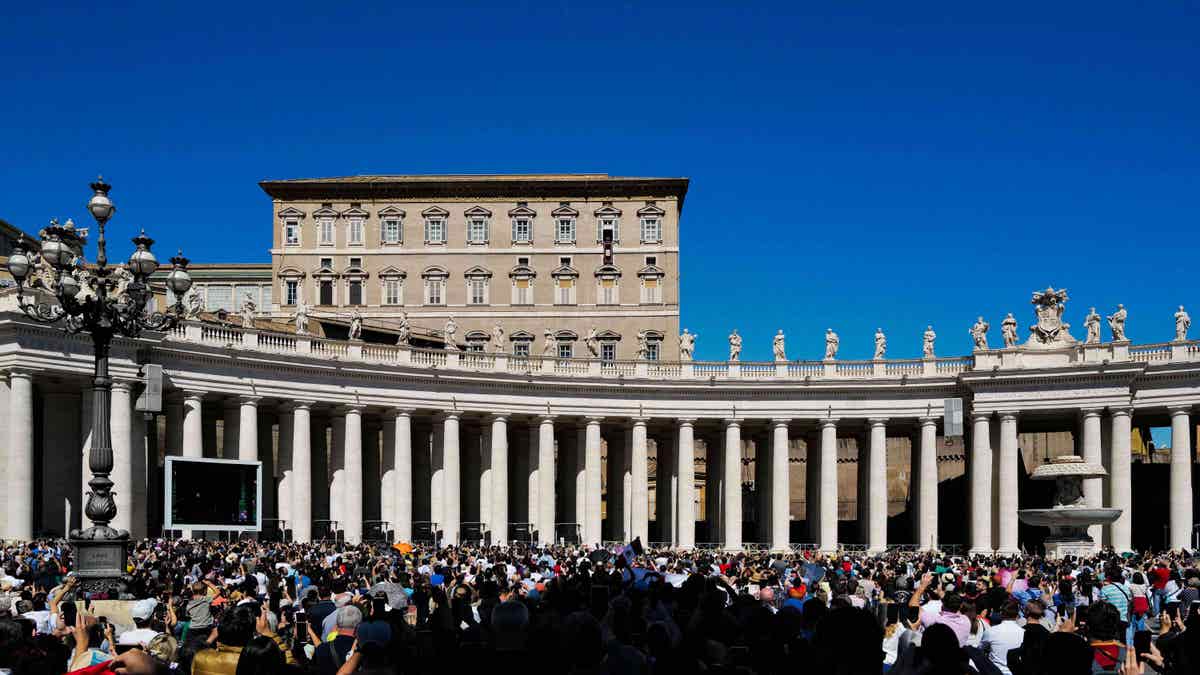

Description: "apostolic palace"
1 174 1198 555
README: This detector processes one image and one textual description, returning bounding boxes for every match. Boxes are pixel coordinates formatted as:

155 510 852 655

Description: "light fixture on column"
6 177 192 595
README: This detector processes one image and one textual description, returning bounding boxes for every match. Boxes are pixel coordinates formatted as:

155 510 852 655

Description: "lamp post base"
69 526 130 596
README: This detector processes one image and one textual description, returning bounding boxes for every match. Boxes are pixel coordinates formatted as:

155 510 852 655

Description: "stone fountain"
1017 456 1122 558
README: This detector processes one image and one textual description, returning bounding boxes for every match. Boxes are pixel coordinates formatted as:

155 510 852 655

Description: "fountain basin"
1017 508 1122 528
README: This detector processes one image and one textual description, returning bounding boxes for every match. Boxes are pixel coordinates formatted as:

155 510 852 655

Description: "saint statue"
1001 313 1018 348
294 300 309 336
492 322 505 353
728 329 742 362
824 328 839 360
541 330 556 356
1175 305 1191 342
679 329 696 361
636 330 651 360
1084 308 1101 344
395 311 410 345
1107 304 1127 342
873 328 886 360
970 316 989 350
185 291 203 319
240 293 257 329
772 330 786 362
348 311 363 341
922 325 936 358
584 326 600 357
443 315 459 351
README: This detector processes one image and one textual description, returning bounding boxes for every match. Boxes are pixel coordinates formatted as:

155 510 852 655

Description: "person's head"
216 606 255 647
334 604 362 634
563 611 604 670
1086 602 1121 642
1025 598 1045 619
921 623 964 670
234 635 286 675
491 600 530 652
1001 600 1021 621
942 592 963 614
813 607 884 674
1037 632 1092 674
145 633 177 667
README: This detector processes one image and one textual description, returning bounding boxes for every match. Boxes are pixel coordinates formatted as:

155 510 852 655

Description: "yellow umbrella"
392 542 414 555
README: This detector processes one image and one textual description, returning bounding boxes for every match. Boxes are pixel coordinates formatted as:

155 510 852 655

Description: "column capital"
4 367 37 380
723 418 741 428
490 413 508 423
916 416 938 426
998 411 1020 422
770 418 791 427
536 414 557 423
288 399 317 411
1168 405 1192 416
585 415 605 424
438 411 461 422
180 389 206 401
818 418 838 429
970 411 992 422
870 417 891 427
1109 406 1133 417
1077 408 1103 419
239 395 262 406
630 417 650 426
111 379 135 392
392 407 414 417
677 418 697 427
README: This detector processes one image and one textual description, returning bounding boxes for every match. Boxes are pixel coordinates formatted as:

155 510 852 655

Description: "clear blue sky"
3 1 1198 365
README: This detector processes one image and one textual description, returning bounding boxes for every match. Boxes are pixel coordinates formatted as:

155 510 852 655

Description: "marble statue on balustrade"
240 293 256 329
294 300 309 336
772 330 786 362
636 330 651 360
444 316 459 351
585 326 600 357
728 330 742 362
922 326 936 358
1001 313 1018 348
1025 287 1075 348
679 329 696 361
185 291 203 320
824 328 839 360
1175 306 1190 342
395 311 410 345
1107 304 1128 342
970 316 989 350
873 328 886 360
1084 308 1101 344
492 322 505 353
541 330 556 356
348 311 363 341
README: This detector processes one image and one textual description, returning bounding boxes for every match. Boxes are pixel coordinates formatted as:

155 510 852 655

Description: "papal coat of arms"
1026 286 1076 348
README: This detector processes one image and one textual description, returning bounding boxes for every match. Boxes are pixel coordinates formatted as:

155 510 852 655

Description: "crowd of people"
1 537 1199 674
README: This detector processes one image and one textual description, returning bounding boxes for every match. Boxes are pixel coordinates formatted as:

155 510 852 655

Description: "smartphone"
1165 602 1180 622
61 601 77 628
1133 630 1151 659
293 611 307 645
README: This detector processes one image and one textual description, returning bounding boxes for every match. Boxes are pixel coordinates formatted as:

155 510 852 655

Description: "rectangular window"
382 218 402 244
556 218 575 243
348 218 364 245
236 284 259 309
468 217 488 243
559 256 571 267
511 217 531 243
641 278 662 304
512 278 532 305
284 220 300 246
468 278 488 305
601 342 616 362
513 341 530 357
641 217 661 243
285 281 299 306
384 279 402 305
558 342 573 359
426 279 444 305
646 342 660 361
349 257 362 268
556 278 574 305
319 280 334 305
348 281 363 306
599 278 617 305
598 217 619 242
645 256 657 266
425 218 446 244
517 256 530 265
320 257 333 270
319 217 335 245
467 342 485 353
261 284 272 308
206 285 233 311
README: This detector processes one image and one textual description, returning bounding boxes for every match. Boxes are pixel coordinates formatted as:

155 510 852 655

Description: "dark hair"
234 635 286 675
942 593 963 613
1086 602 1121 642
217 606 256 647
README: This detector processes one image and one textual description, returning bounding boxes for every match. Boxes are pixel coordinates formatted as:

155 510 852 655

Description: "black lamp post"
6 177 193 594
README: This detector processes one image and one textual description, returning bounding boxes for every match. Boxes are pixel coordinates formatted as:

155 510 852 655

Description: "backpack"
1131 592 1149 616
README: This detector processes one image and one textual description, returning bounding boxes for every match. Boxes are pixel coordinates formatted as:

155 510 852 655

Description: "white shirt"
117 628 161 647
981 620 1025 675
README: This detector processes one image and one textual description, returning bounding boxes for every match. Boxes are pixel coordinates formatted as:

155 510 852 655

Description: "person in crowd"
981 600 1024 675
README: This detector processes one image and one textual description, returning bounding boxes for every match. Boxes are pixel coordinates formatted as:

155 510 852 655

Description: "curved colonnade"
2 314 1199 553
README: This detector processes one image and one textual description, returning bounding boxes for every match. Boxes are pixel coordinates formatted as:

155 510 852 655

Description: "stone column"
869 418 889 553
631 418 649 543
677 419 696 549
723 420 743 550
223 398 240 459
291 402 314 543
1108 408 1133 552
110 380 134 536
1078 409 1103 545
527 420 540 541
997 412 1020 554
1169 406 1193 550
165 395 184 457
442 412 461 546
916 413 936 550
537 415 556 545
970 412 994 555
818 419 838 552
584 417 603 544
491 415 509 544
6 371 34 540
343 407 363 544
238 396 259 461
393 409 413 543
277 408 294 535
771 420 790 552
381 415 396 537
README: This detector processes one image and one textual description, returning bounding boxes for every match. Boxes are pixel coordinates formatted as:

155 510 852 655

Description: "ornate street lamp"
6 177 192 594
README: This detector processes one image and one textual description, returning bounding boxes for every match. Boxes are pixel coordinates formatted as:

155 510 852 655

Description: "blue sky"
2 1 1198 366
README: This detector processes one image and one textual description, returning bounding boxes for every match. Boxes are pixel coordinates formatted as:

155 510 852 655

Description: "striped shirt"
1099 582 1130 622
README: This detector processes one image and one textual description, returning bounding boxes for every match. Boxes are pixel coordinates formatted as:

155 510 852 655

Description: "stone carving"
636 330 651 360
1001 313 1018 348
970 316 989 350
1025 287 1075 349
348 311 363 341
240 293 256 329
584 326 600 357
1107 304 1127 342
185 291 203 320
728 329 742 362
1084 308 1101 344
294 300 309 335
395 311 409 345
1175 305 1190 342
541 330 556 356
922 325 936 358
492 322 505 353
443 316 459 351
873 328 886 360
772 330 786 362
679 329 696 361
824 328 839 360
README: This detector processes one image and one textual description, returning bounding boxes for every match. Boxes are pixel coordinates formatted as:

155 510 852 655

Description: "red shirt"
1150 566 1169 590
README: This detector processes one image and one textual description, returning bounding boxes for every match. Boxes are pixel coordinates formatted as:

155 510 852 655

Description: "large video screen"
164 457 262 531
